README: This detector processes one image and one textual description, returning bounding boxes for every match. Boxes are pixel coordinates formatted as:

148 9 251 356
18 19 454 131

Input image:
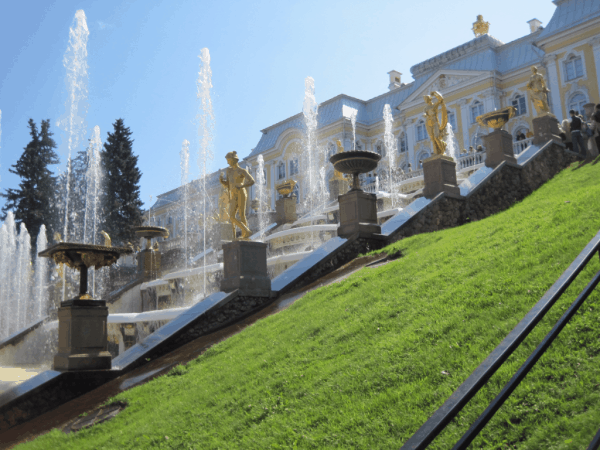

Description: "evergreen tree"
1 119 60 248
101 118 143 245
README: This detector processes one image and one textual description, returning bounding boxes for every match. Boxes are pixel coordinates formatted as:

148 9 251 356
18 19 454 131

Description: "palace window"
289 158 299 176
416 120 427 141
375 141 386 157
399 133 408 153
565 55 584 81
447 111 457 131
568 93 587 116
277 162 286 180
471 101 484 124
512 94 527 116
354 140 363 151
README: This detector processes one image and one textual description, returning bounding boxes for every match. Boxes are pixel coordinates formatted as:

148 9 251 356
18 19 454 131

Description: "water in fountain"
383 104 397 207
302 77 319 248
10 223 32 338
257 155 268 240
197 48 214 298
375 176 379 196
444 123 460 162
34 226 49 322
0 108 2 182
57 10 89 299
0 213 16 339
180 139 190 268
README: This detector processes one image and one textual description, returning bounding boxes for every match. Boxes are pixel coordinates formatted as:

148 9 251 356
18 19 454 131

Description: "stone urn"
476 106 520 168
39 240 133 371
329 150 381 192
133 226 169 281
476 106 516 131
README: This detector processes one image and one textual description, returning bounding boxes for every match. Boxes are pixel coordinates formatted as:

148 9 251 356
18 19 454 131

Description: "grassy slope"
19 161 600 450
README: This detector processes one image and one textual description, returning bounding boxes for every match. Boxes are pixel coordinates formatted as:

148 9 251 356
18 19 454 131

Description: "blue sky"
0 0 556 213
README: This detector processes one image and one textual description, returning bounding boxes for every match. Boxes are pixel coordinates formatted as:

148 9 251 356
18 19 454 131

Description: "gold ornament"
423 91 448 156
526 66 551 115
472 15 490 37
219 151 255 240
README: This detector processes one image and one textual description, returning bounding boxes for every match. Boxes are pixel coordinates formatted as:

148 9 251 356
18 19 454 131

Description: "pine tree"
101 118 143 245
1 119 60 248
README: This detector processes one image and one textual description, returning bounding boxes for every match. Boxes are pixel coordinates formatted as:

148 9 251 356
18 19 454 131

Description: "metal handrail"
401 230 600 449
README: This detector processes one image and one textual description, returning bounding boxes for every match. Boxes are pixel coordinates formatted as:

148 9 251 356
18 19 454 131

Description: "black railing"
401 229 600 449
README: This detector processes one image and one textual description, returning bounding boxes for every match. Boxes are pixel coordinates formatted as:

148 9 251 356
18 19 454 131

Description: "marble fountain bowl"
329 150 381 191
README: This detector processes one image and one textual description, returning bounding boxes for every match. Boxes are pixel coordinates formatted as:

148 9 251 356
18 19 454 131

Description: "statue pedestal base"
220 241 271 297
275 197 297 225
54 299 112 371
337 190 381 238
423 155 461 199
484 129 517 168
137 249 161 282
329 178 349 201
532 114 562 146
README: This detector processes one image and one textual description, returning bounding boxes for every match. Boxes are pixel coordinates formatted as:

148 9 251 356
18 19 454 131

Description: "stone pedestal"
422 155 461 199
329 178 349 201
532 114 562 146
54 299 112 371
275 197 297 225
484 129 517 168
137 249 161 282
220 240 271 297
337 190 381 238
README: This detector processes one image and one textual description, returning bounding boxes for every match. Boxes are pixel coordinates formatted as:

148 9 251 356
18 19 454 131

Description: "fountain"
330 149 381 238
302 77 319 216
39 235 132 370
383 104 397 208
180 139 190 268
275 179 298 225
256 155 269 240
134 226 169 281
476 106 517 168
0 108 2 182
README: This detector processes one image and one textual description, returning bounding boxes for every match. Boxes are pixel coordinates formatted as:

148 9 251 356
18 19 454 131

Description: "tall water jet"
383 104 397 207
257 155 268 240
302 76 318 217
180 139 190 268
444 123 460 162
0 108 2 182
34 225 49 322
16 223 32 334
58 10 89 299
350 110 358 150
197 48 215 297
0 220 11 339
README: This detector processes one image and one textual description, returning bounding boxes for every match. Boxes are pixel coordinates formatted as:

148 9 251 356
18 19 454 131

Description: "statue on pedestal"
423 91 448 156
526 66 551 115
219 151 255 240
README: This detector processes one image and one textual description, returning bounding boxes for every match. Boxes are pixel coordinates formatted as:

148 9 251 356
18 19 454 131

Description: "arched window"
471 100 484 124
399 161 409 173
289 158 299 176
472 133 485 150
568 93 587 116
512 94 527 116
565 55 584 81
277 161 286 180
399 133 408 153
447 111 457 130
416 120 427 141
374 140 386 157
327 142 336 159
354 140 363 151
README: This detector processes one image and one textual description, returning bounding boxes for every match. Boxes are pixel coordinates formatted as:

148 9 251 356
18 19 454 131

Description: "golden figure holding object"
423 91 448 156
472 15 490 37
219 151 255 240
526 66 551 115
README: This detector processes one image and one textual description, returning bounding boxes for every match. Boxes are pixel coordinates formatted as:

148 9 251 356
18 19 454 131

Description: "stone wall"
386 142 577 242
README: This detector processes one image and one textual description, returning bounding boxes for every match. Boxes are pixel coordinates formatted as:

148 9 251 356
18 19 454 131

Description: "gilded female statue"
423 91 448 156
526 66 551 115
219 151 255 240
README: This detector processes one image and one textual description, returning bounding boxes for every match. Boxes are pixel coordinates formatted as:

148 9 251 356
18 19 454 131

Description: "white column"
543 54 563 122
459 99 470 150
406 120 416 169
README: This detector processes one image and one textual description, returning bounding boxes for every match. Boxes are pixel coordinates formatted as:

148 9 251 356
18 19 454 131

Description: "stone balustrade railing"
513 137 533 156
456 152 486 171
362 169 424 194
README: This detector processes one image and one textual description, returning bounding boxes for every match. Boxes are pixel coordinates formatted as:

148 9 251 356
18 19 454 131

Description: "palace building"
148 0 600 250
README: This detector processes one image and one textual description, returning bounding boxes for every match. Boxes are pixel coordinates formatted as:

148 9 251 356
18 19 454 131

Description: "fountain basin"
476 106 516 130
330 151 381 191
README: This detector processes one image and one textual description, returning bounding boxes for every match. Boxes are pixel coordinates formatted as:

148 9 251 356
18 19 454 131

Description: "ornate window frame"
277 161 286 180
398 132 408 153
567 91 589 116
447 108 458 131
559 49 588 86
416 120 427 141
374 139 386 157
510 92 528 116
470 100 484 124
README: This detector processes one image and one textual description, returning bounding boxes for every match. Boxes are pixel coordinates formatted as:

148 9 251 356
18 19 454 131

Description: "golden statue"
212 184 231 223
423 91 448 156
219 151 255 240
526 66 551 115
472 15 490 37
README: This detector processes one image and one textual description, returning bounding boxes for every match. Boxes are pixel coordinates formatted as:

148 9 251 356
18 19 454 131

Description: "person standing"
592 104 600 151
569 109 586 157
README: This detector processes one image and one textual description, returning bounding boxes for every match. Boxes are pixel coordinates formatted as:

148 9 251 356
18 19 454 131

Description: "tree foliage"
1 119 60 247
101 118 143 245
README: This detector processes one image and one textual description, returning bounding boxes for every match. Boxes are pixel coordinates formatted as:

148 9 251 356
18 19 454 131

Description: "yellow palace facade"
148 0 600 246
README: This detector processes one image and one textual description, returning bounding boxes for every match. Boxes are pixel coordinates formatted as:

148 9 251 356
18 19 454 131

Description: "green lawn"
19 160 600 449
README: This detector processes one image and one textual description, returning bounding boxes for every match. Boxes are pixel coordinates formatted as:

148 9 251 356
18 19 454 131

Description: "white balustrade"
513 137 533 156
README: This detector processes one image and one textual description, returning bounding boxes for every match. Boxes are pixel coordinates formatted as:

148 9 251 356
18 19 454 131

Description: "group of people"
560 105 600 160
